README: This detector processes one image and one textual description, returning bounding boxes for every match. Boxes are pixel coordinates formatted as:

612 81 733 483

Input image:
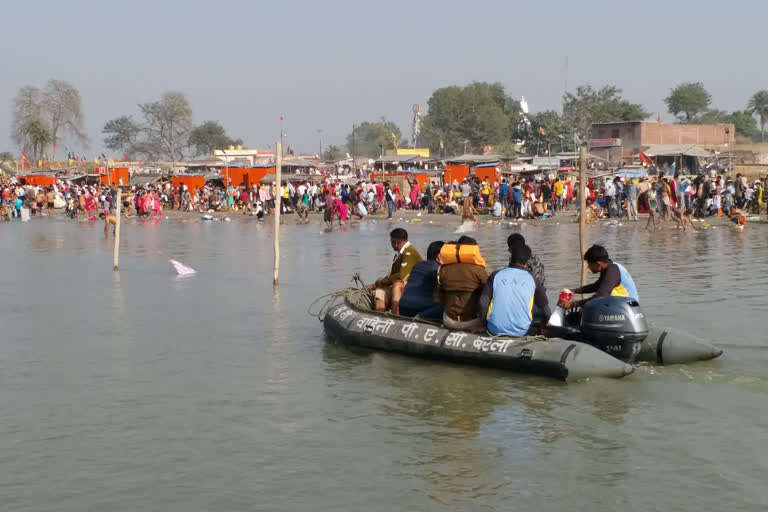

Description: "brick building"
590 121 735 164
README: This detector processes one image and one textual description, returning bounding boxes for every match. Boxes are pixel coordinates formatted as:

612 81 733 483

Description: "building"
213 148 275 166
590 121 735 164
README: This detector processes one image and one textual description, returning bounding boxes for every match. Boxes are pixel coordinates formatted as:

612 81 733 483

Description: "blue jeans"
387 200 393 218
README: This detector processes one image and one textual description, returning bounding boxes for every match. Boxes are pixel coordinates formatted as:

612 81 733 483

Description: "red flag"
639 151 653 166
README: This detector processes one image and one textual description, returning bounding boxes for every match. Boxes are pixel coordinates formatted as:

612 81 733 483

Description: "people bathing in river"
366 228 423 314
560 245 639 310
99 212 117 235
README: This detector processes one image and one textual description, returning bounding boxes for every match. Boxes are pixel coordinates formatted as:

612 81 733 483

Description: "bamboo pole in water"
578 145 587 286
113 187 122 271
274 142 282 287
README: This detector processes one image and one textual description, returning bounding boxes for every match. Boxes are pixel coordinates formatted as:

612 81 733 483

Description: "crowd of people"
3 169 767 232
367 228 638 337
583 172 767 229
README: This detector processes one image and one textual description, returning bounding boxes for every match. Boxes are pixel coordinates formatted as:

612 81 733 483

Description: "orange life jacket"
439 243 486 268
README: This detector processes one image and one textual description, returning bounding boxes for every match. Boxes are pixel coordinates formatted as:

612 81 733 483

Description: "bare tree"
12 85 43 152
42 79 87 159
137 91 193 161
103 91 194 161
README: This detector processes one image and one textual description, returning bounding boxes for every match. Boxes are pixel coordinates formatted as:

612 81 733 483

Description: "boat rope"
308 273 374 321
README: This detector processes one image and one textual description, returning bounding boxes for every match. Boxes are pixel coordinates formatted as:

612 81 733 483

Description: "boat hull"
323 300 634 382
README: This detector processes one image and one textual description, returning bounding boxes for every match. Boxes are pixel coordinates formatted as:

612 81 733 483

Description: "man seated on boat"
398 241 444 321
560 244 639 310
479 244 551 336
366 228 423 314
434 236 488 331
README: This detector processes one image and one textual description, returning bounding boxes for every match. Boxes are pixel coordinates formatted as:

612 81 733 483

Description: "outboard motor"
580 297 648 363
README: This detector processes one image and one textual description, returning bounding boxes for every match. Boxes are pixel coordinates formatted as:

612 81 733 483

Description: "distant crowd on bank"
2 170 766 229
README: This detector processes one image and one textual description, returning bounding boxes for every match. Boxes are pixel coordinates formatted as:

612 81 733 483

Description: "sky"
2 0 767 158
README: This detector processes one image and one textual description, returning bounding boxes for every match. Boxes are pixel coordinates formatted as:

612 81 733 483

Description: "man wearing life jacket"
479 244 551 336
560 244 639 310
434 236 488 331
366 228 423 314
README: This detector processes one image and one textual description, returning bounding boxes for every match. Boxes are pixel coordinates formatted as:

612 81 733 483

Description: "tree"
0 151 14 171
138 92 193 161
323 144 343 161
747 90 768 141
516 110 574 155
665 82 711 123
729 110 759 139
699 109 758 138
421 82 521 155
18 118 52 160
346 119 403 157
11 85 43 153
103 91 194 161
188 121 242 156
103 116 141 155
41 79 87 158
562 85 648 142
11 80 87 159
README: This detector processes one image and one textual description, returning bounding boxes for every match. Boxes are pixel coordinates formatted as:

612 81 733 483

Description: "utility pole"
274 142 282 287
318 129 323 157
113 187 122 271
578 144 588 287
351 123 355 175
280 116 285 157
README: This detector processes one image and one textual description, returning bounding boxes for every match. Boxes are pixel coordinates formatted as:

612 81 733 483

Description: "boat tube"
545 297 723 365
638 325 724 365
323 299 634 381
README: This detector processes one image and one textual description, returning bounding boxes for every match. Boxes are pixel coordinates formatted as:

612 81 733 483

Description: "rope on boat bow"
308 273 374 321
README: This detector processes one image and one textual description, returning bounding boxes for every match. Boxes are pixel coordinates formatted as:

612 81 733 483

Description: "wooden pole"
113 187 122 271
578 145 588 287
273 142 282 287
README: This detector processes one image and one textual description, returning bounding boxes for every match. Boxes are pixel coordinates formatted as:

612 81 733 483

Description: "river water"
1 215 766 511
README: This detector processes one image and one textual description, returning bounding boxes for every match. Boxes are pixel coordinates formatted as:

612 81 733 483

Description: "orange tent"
172 175 205 191
18 175 56 187
221 166 274 187
99 167 130 186
369 172 430 190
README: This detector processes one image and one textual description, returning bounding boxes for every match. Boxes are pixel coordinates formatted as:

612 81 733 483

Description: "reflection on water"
0 218 767 511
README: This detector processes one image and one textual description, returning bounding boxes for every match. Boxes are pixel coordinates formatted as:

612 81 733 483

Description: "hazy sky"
3 0 766 157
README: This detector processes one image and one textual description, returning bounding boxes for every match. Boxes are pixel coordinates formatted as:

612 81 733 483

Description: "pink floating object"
169 259 196 276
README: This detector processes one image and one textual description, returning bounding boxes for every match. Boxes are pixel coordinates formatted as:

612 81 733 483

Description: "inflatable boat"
322 295 723 382
324 298 634 381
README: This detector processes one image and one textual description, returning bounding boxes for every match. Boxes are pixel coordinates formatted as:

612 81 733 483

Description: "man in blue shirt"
399 241 444 320
512 182 523 218
479 244 551 336
499 180 510 218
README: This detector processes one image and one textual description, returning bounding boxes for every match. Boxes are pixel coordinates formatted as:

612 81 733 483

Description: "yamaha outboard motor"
580 297 648 363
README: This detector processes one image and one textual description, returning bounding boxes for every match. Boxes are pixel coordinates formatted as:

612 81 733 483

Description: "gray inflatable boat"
322 296 723 382
323 299 634 381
